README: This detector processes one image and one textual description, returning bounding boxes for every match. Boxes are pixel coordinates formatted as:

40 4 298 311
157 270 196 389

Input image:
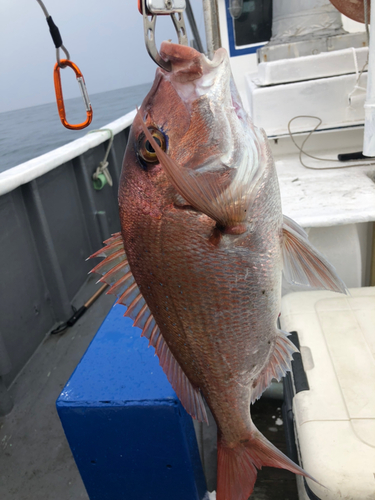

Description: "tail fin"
217 429 315 500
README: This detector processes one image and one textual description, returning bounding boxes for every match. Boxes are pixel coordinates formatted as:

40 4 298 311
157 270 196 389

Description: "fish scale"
122 183 279 439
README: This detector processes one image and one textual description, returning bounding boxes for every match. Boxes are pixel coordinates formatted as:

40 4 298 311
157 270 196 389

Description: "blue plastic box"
57 303 207 500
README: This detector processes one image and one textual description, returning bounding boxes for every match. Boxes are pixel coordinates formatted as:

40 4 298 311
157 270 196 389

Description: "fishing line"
287 116 375 170
36 0 70 65
36 0 48 17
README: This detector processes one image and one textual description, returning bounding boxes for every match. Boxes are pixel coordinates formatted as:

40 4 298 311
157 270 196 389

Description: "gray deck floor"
0 276 299 500
0 277 115 500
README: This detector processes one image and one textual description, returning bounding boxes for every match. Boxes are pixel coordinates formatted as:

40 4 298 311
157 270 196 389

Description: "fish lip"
158 42 229 106
160 41 226 73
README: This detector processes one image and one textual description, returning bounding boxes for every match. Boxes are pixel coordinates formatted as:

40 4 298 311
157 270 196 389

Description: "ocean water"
0 82 152 174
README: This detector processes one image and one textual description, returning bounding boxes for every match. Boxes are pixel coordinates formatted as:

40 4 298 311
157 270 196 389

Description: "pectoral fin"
282 215 347 294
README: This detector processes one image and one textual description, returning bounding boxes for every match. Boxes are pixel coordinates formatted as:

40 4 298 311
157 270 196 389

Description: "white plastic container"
255 47 368 87
246 72 367 136
280 287 375 499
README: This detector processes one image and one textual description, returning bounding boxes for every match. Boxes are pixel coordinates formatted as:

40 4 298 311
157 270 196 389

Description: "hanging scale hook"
139 0 188 72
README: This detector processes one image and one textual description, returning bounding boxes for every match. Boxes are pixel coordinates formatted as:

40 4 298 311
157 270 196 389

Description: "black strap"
289 331 310 393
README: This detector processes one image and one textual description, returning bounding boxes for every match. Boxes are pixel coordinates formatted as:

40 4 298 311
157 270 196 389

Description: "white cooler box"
280 287 375 500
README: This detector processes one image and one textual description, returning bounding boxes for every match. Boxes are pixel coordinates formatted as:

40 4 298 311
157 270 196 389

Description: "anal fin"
251 330 298 404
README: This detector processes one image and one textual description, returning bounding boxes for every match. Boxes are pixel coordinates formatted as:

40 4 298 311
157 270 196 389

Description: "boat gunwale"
0 109 136 197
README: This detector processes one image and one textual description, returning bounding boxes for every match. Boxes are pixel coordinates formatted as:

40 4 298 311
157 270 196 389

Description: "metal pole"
186 0 204 53
202 0 221 59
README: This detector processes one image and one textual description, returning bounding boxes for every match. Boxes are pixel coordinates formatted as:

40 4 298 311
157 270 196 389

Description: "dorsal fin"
251 330 298 404
148 325 208 424
89 235 208 423
88 239 125 259
89 249 127 276
133 302 151 330
103 232 122 245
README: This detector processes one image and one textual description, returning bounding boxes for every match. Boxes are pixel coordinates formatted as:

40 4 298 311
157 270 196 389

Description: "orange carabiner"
53 59 93 130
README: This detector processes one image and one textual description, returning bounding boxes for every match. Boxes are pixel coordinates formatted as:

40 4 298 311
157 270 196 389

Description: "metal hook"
140 0 188 72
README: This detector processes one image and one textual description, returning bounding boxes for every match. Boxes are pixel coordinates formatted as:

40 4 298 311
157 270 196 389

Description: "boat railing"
0 110 136 197
0 109 136 387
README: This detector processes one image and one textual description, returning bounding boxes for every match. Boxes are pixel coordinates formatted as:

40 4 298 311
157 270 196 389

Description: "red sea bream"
90 42 346 500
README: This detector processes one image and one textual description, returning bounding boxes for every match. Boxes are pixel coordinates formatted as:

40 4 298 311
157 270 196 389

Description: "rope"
87 129 114 164
348 47 368 105
87 129 115 187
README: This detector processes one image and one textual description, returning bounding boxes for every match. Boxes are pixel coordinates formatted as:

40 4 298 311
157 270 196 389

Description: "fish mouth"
159 42 247 126
160 41 225 79
159 41 228 105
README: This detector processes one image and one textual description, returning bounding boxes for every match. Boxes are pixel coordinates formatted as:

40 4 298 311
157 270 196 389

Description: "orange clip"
53 59 93 130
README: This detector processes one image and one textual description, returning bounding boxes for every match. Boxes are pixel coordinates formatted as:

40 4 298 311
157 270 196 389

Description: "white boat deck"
272 127 375 228
277 154 375 228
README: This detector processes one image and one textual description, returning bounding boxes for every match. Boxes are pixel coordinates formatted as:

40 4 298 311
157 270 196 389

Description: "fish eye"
137 127 166 164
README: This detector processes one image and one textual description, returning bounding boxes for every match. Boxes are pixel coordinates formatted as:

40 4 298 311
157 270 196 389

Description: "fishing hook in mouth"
139 0 188 72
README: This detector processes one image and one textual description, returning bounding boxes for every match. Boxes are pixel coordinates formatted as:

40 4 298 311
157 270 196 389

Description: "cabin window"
233 0 272 47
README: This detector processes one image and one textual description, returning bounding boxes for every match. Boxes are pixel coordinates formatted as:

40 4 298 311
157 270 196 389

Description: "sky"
0 0 206 113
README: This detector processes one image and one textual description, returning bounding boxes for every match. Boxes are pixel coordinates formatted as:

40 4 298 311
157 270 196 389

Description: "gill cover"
139 110 267 228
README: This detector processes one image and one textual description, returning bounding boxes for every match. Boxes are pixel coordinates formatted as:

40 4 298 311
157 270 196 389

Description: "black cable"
288 116 375 170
